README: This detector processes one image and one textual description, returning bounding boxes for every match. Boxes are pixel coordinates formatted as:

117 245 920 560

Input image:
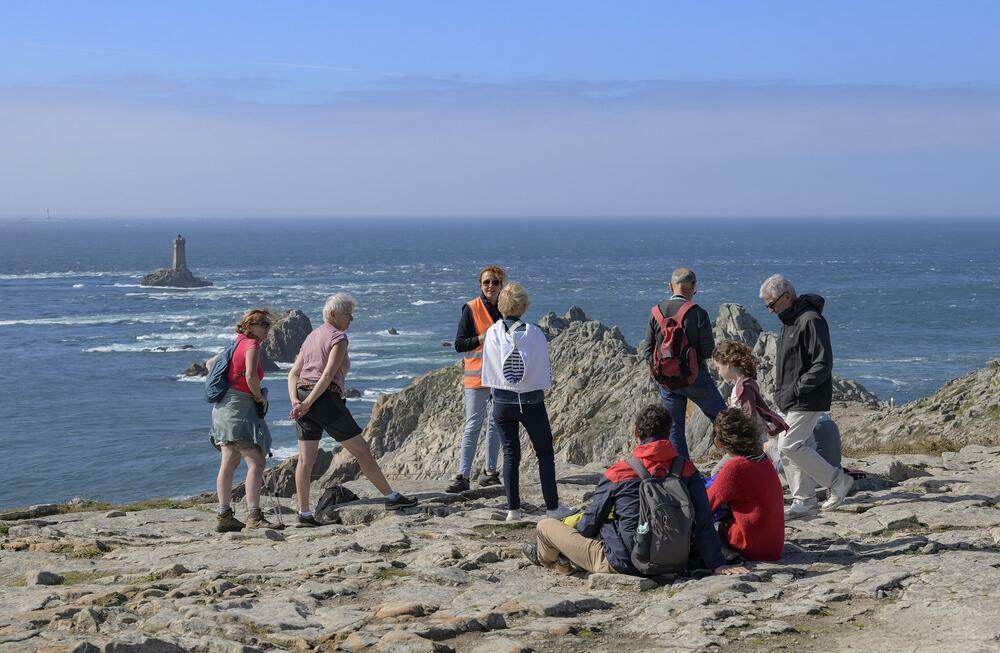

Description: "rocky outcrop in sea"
139 267 212 289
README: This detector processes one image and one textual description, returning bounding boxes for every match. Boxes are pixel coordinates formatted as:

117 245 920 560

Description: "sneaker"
297 513 322 527
478 470 502 487
784 500 818 521
246 508 275 529
446 475 470 494
521 543 542 567
822 471 855 511
545 505 576 520
385 493 418 510
506 509 522 522
216 508 245 533
553 554 575 576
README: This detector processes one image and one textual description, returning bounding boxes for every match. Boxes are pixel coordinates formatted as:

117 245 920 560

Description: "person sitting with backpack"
480 282 575 522
709 340 788 476
523 404 747 577
639 268 725 460
708 409 785 562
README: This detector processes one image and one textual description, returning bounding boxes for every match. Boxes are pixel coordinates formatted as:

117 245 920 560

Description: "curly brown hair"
634 404 673 441
714 408 763 457
712 339 757 379
235 308 276 340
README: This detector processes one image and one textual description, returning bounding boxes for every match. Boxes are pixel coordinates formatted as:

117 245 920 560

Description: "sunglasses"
765 292 787 312
253 320 272 329
481 279 502 287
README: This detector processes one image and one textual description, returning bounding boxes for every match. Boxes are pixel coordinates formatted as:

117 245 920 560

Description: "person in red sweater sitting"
708 408 785 562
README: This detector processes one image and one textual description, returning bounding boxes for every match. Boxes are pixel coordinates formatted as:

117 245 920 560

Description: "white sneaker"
545 505 576 520
822 472 855 510
784 500 817 521
505 509 522 522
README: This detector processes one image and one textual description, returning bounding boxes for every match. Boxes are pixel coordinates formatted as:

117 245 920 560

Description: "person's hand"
289 401 306 420
714 564 749 576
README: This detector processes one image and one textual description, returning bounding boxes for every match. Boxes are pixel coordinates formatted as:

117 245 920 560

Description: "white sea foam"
0 313 206 328
85 344 223 354
72 283 85 288
858 375 906 386
271 419 295 427
136 332 233 342
0 270 134 281
175 375 204 383
375 329 433 337
411 299 440 306
276 362 293 370
270 446 299 460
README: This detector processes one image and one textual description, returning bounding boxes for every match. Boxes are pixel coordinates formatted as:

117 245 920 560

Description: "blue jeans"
659 366 726 460
458 388 501 478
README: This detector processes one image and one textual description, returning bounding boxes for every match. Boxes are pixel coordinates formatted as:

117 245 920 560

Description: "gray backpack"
627 456 695 575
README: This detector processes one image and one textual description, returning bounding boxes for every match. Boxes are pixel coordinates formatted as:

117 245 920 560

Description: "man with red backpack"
639 268 726 460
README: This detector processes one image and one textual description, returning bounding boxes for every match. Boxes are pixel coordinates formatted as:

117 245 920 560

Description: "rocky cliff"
260 310 313 372
320 304 880 485
847 359 1000 452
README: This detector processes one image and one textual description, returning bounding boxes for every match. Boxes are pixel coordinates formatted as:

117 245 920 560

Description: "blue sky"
2 2 998 218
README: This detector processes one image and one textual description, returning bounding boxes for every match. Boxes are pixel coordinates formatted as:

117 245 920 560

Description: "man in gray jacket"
760 274 853 520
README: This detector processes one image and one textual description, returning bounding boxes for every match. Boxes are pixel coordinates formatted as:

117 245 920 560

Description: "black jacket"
453 293 502 353
639 296 715 368
775 294 834 412
577 438 724 575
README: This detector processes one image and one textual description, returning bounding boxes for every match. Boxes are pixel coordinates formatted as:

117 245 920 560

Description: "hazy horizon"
3 3 999 220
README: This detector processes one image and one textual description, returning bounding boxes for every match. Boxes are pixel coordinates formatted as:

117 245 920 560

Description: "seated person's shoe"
216 508 245 533
297 513 322 527
784 500 818 521
821 472 854 510
446 475 470 493
545 505 576 520
245 508 275 529
553 554 576 575
506 509 522 522
478 470 502 487
385 493 418 510
521 543 542 567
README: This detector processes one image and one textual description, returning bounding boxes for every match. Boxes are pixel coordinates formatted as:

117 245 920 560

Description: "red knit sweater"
707 456 785 561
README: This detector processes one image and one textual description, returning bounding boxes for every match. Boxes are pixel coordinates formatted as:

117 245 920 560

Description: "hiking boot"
216 508 245 533
446 474 470 494
385 493 418 510
297 513 322 527
246 508 275 529
521 543 542 567
545 505 577 520
478 470 501 487
506 509 522 522
784 500 818 521
822 471 854 510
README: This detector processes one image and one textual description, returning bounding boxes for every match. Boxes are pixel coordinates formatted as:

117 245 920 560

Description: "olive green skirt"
210 389 272 456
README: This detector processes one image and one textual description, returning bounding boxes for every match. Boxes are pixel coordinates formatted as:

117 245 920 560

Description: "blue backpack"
205 337 241 403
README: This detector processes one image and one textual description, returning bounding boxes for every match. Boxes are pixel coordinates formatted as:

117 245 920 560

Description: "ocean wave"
375 329 434 337
0 270 135 280
72 283 85 288
175 375 205 383
858 375 906 386
276 362 293 370
271 419 295 427
351 355 451 369
841 357 928 364
0 313 207 328
136 332 233 342
411 299 440 306
85 344 223 354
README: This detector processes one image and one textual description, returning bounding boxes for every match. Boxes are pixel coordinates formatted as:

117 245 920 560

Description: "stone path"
2 446 1000 652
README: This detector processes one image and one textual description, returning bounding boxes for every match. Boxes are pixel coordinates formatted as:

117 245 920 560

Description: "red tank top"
227 334 264 394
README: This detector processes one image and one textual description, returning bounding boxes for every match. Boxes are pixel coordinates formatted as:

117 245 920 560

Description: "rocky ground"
3 445 1000 652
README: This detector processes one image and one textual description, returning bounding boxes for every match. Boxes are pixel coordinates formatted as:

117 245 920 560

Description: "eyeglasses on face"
253 320 271 329
481 278 502 287
765 292 787 312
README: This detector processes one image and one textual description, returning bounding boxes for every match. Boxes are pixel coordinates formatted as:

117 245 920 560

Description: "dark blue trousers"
492 400 559 511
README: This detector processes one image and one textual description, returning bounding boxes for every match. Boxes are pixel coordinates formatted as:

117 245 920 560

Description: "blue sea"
1 218 997 509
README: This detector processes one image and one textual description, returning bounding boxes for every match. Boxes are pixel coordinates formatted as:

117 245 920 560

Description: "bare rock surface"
2 447 1000 651
139 267 211 289
261 310 313 365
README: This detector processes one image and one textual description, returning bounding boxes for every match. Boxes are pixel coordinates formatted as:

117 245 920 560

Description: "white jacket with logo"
480 320 552 393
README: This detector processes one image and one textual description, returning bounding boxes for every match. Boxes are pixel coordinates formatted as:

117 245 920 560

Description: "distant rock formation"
849 359 1000 451
319 304 880 485
140 234 211 288
181 362 208 377
261 310 313 371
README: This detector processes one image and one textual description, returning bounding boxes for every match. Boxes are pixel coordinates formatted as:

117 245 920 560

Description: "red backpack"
650 301 699 390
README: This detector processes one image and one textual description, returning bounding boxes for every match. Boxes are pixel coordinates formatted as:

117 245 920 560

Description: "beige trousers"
780 410 840 502
536 518 615 574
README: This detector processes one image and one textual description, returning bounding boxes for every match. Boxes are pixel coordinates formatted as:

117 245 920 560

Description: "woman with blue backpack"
207 308 276 533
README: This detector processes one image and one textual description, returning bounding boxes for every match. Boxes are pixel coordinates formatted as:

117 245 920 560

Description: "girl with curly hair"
712 340 788 448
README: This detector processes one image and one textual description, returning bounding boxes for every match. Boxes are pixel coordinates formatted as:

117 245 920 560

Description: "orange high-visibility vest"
463 297 496 389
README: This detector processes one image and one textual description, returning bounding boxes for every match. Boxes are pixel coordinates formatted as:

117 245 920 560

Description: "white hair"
759 274 796 301
323 293 357 323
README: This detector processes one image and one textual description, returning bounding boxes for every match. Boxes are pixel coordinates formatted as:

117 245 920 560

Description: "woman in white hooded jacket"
481 282 574 522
